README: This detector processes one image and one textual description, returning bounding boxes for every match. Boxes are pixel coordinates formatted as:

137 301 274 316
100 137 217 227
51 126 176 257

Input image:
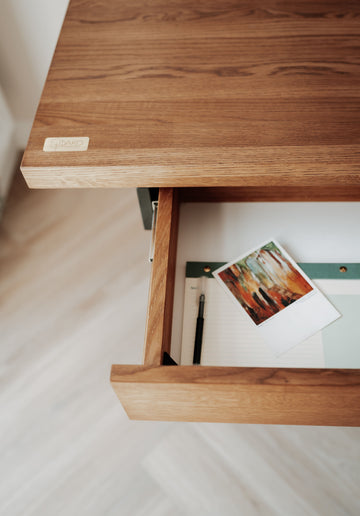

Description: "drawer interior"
171 191 360 366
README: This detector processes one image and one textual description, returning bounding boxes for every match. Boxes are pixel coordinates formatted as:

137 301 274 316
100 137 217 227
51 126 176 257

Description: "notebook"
180 262 360 368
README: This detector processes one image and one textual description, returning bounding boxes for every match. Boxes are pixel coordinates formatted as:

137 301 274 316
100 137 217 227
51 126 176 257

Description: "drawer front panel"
111 365 360 426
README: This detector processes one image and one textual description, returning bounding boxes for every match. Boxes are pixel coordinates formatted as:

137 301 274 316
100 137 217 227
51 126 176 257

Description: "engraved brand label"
43 137 89 152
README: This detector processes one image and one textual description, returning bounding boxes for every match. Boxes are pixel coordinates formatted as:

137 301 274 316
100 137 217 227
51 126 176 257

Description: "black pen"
193 290 205 365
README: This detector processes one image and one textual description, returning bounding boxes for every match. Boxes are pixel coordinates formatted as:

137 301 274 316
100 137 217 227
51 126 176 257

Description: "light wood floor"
1 171 359 516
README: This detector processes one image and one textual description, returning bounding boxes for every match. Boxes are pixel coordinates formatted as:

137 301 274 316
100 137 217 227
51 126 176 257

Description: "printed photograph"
217 241 313 325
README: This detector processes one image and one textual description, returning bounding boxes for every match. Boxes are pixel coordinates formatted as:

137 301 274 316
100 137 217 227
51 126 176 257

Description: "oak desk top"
21 0 360 189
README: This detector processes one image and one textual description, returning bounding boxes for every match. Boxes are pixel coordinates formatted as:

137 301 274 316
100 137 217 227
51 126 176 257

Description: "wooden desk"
21 0 360 425
21 0 360 189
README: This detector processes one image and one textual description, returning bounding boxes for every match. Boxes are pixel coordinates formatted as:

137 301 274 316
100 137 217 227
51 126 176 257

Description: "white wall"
0 0 69 147
0 86 15 203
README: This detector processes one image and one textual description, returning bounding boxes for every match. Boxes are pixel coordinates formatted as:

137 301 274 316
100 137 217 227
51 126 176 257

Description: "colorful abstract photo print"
216 241 313 325
214 240 340 354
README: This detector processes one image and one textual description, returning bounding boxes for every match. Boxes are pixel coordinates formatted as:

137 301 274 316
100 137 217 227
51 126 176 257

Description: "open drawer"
111 187 360 425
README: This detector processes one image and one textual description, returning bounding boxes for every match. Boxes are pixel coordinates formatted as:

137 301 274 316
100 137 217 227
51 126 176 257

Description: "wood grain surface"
21 0 360 188
143 188 179 366
111 365 360 425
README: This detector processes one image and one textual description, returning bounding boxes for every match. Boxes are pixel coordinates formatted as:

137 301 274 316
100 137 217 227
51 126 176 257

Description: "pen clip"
149 200 158 263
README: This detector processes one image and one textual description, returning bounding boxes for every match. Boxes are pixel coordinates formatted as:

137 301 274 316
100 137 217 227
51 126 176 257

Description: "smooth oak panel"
21 145 360 189
110 365 360 426
60 0 360 40
21 0 360 188
144 188 179 366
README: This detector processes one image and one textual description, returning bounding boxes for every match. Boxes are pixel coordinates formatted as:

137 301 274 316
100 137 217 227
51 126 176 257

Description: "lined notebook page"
180 277 324 367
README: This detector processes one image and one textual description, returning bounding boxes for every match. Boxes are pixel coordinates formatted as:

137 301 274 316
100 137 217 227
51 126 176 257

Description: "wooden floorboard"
0 170 359 515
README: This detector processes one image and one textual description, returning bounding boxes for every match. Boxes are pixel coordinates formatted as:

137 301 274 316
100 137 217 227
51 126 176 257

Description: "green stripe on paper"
186 262 360 280
186 262 225 278
299 263 360 279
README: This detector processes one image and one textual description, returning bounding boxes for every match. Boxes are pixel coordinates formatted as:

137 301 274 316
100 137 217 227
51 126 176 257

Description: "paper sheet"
180 277 360 368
